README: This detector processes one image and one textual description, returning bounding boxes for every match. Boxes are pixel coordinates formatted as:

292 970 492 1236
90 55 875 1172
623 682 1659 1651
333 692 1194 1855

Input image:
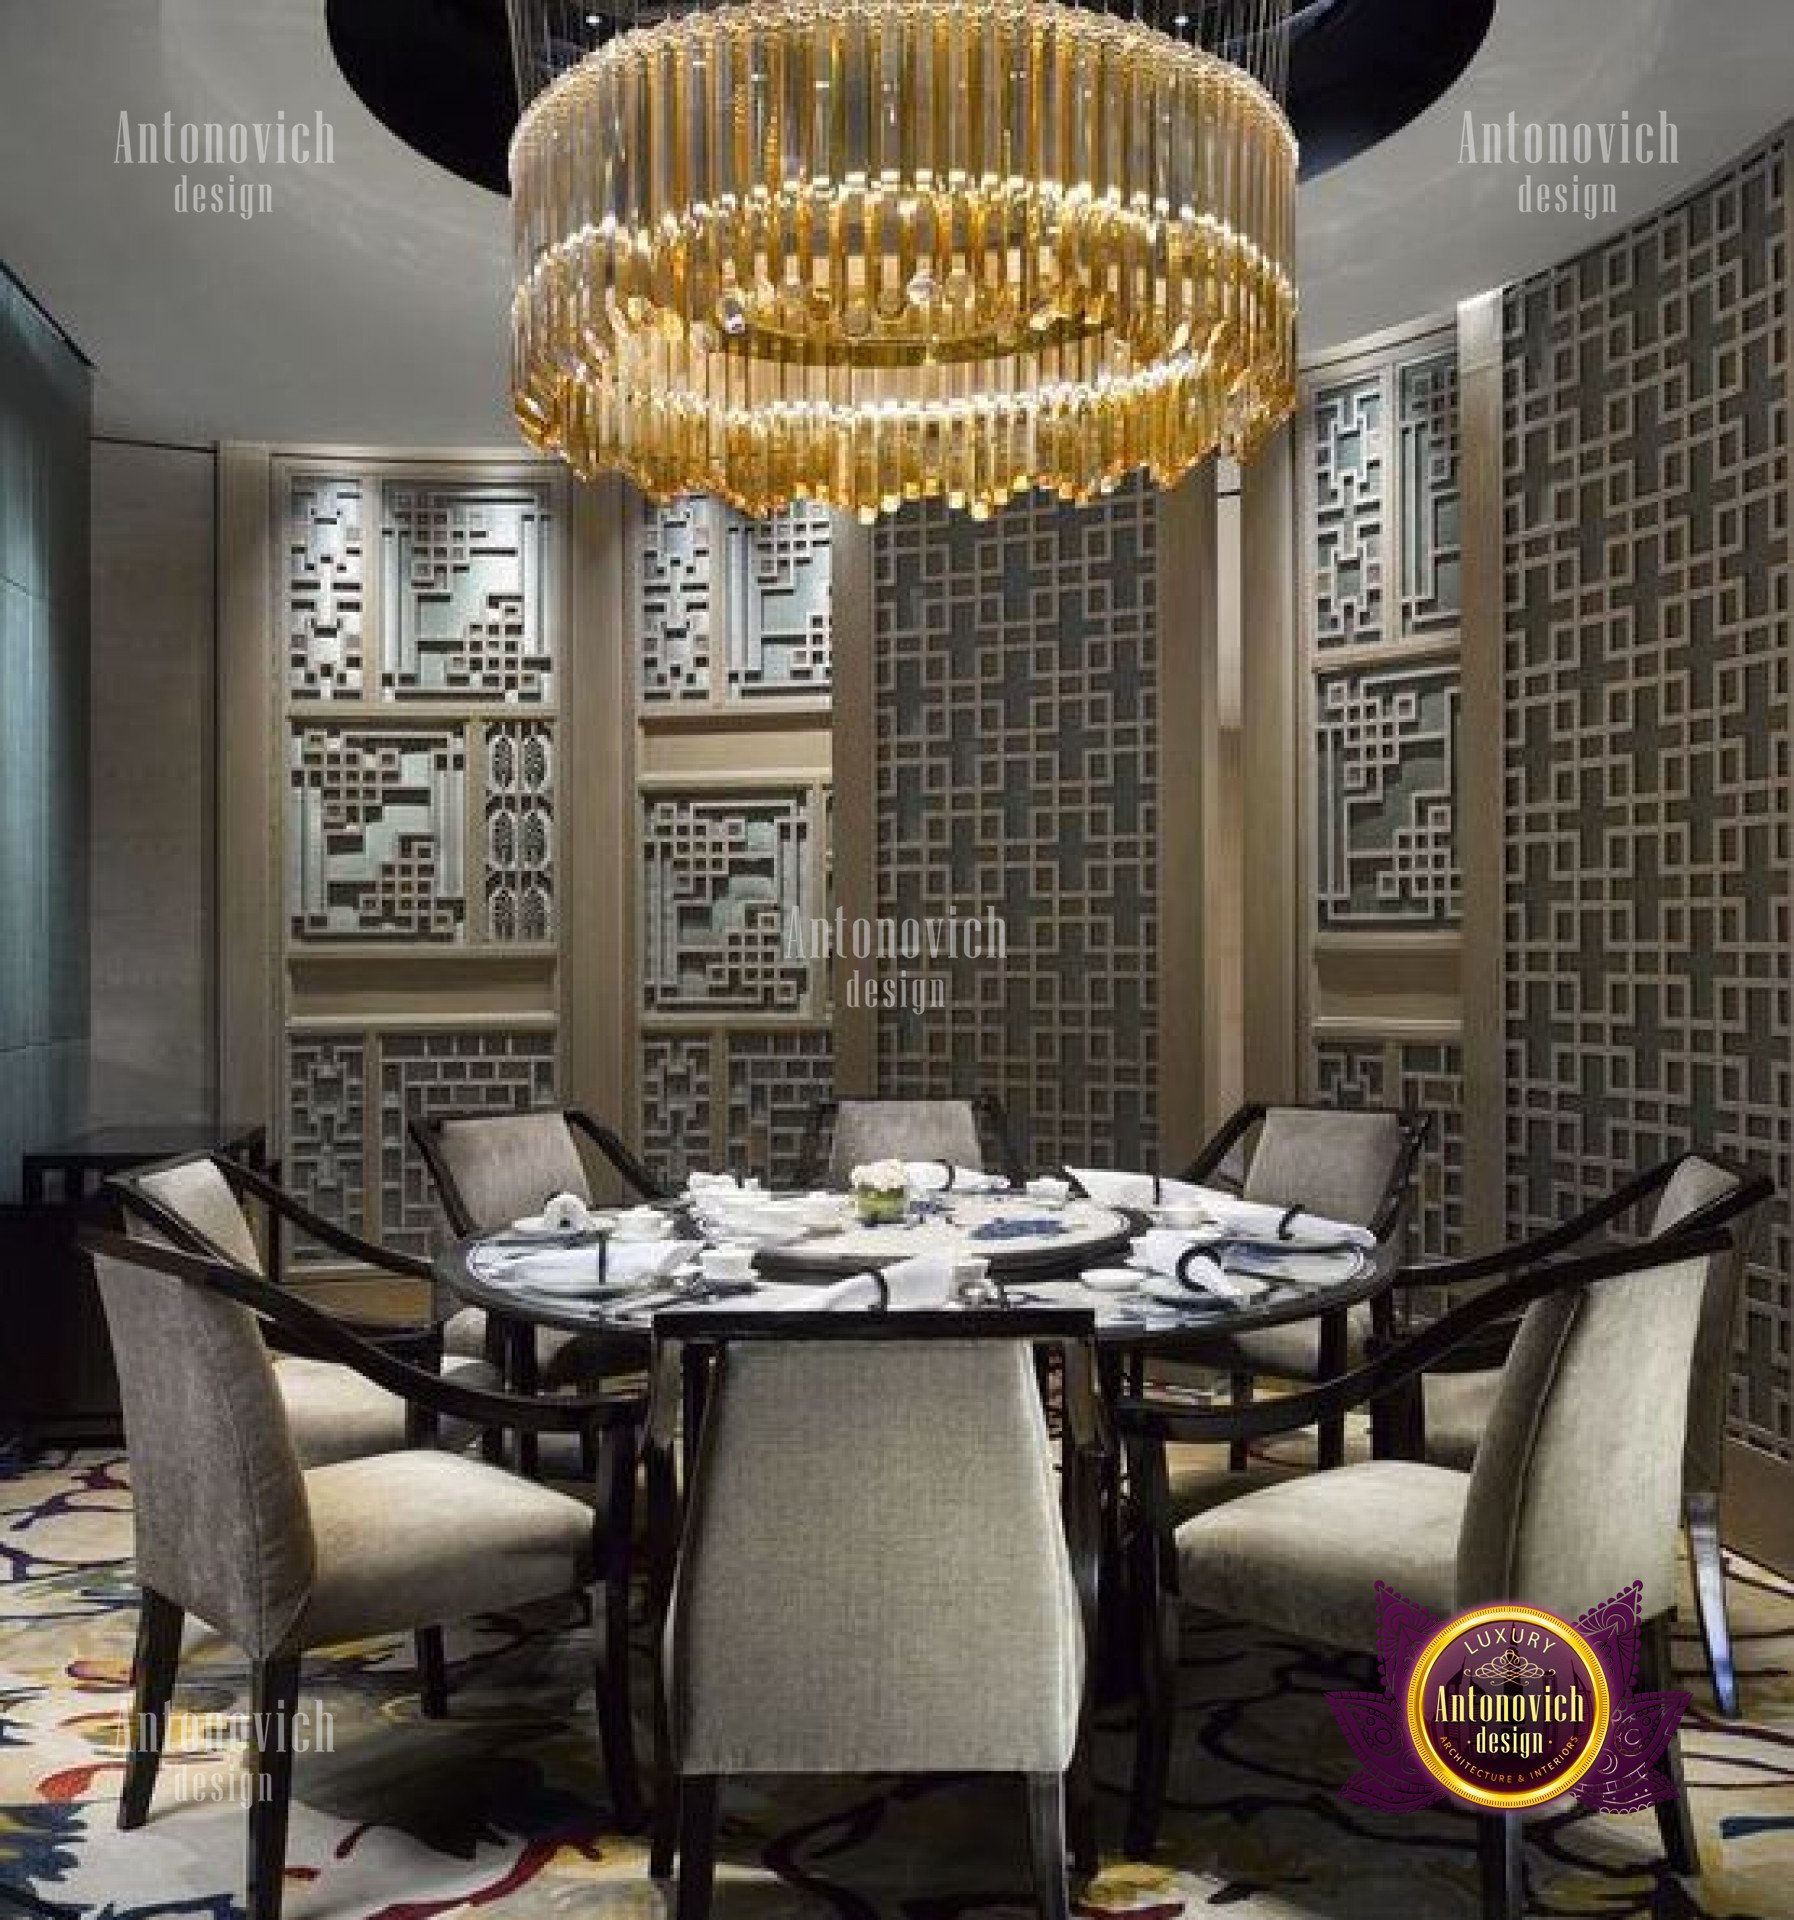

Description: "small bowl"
1080 1267 1143 1295
1156 1204 1210 1232
613 1209 673 1242
1025 1177 1071 1210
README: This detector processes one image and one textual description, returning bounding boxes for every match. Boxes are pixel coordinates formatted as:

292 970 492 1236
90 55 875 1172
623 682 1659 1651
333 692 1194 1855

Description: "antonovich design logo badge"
1327 1581 1689 1813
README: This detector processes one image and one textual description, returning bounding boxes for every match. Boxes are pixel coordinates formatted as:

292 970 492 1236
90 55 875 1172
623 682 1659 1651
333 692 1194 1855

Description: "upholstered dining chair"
1173 1102 1430 1467
81 1222 645 1920
794 1094 1027 1188
1118 1213 1741 1920
1408 1153 1772 1718
644 1306 1103 1920
410 1104 666 1460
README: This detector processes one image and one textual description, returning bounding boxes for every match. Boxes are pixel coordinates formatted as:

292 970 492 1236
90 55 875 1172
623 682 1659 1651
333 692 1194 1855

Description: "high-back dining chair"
1118 1211 1742 1920
409 1106 665 1459
81 1222 645 1920
1413 1152 1772 1716
1174 1101 1430 1467
645 1306 1103 1920
796 1094 1027 1188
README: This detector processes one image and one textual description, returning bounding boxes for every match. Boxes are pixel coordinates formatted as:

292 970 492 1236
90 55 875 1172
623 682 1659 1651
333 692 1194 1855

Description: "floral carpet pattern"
1 1449 1790 1920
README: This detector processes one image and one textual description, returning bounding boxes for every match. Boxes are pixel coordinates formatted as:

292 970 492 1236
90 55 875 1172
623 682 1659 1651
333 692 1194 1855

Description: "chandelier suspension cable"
506 0 1298 520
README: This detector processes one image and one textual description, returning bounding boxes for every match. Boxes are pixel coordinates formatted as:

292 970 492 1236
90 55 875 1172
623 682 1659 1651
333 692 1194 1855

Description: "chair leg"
118 1587 184 1830
1685 1491 1739 1720
416 1626 448 1719
1227 1371 1253 1473
1476 1812 1523 1920
246 1656 303 1920
674 1775 720 1920
1641 1614 1701 1876
1026 1772 1072 1920
1124 1583 1178 1858
1315 1309 1348 1469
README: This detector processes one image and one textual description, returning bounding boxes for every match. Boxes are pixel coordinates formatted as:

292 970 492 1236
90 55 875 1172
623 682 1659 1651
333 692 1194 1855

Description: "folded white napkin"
513 1191 596 1232
1068 1168 1209 1209
476 1240 689 1293
771 1253 957 1313
1131 1229 1267 1301
904 1161 1008 1194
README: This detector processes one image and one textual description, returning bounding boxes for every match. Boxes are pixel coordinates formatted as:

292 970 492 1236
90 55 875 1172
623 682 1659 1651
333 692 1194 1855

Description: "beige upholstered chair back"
94 1244 316 1659
1241 1108 1406 1230
669 1339 1082 1775
1649 1157 1754 1495
825 1100 984 1184
1457 1250 1712 1624
430 1111 592 1231
135 1157 263 1272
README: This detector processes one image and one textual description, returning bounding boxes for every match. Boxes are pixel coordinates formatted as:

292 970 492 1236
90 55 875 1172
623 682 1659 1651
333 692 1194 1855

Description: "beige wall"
87 438 215 1124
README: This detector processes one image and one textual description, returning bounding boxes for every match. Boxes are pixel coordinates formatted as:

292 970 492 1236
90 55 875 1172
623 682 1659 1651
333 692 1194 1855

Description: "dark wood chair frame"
1173 1101 1433 1469
1116 1213 1740 1920
640 1306 1107 1920
1375 1151 1775 1720
793 1093 1029 1190
81 1220 648 1920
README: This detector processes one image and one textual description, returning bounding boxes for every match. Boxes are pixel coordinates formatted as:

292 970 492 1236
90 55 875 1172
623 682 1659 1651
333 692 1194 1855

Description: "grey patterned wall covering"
872 483 1159 1170
1313 1038 1465 1261
0 273 89 1197
1503 135 1792 1462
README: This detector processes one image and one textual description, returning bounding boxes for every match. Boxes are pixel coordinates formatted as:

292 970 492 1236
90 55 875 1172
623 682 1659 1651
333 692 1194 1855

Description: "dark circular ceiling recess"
328 0 1495 196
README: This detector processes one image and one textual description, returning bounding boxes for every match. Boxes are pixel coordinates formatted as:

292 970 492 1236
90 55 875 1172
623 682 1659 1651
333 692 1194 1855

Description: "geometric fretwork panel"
1312 375 1384 649
873 481 1159 1170
723 503 833 699
1313 1037 1465 1262
641 790 817 1013
289 727 466 941
726 1029 835 1187
639 499 714 703
288 476 365 699
376 1028 559 1257
1503 134 1792 1461
1398 352 1462 637
1317 664 1460 928
378 483 554 702
284 1032 368 1265
485 722 555 943
640 1032 715 1189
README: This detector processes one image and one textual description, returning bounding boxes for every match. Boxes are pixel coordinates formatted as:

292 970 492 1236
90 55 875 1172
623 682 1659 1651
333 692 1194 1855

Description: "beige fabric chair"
1122 1221 1740 1920
1419 1153 1771 1717
648 1311 1099 1920
409 1105 661 1381
797 1095 1027 1188
1170 1103 1427 1467
85 1223 643 1920
127 1156 496 1471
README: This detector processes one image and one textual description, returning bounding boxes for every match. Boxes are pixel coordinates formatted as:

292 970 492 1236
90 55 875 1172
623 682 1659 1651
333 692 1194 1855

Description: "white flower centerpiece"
849 1159 910 1226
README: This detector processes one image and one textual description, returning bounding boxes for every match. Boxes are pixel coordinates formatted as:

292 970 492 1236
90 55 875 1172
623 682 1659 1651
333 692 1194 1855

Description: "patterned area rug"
2 1449 1790 1919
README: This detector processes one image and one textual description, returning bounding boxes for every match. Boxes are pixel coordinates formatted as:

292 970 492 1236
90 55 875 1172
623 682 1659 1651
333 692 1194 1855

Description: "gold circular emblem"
1404 1603 1613 1810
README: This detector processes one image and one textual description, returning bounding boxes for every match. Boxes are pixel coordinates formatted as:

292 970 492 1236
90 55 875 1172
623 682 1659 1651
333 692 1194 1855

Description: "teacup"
1025 1176 1071 1210
951 1254 1000 1306
613 1207 672 1241
700 1243 757 1283
1158 1202 1209 1232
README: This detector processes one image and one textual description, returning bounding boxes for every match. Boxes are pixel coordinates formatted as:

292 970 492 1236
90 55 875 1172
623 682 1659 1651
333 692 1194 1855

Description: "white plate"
1080 1267 1144 1295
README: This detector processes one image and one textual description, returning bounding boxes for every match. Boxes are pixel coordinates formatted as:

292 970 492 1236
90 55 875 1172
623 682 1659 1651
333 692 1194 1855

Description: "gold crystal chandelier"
507 0 1297 519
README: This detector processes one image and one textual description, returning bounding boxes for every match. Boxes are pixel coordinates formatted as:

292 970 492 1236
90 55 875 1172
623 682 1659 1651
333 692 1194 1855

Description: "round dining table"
434 1189 1399 1367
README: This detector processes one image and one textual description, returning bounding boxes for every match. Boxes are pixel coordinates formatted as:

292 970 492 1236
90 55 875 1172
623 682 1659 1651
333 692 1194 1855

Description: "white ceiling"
0 0 1788 447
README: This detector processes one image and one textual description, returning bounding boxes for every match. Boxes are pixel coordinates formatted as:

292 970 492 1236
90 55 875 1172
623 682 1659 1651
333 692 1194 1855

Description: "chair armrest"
1114 1223 1733 1449
220 1159 435 1281
81 1227 642 1437
568 1110 671 1201
1176 1103 1264 1186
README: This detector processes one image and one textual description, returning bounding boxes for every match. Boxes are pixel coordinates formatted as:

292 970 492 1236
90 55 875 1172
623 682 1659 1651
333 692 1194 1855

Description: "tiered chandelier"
506 0 1297 519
